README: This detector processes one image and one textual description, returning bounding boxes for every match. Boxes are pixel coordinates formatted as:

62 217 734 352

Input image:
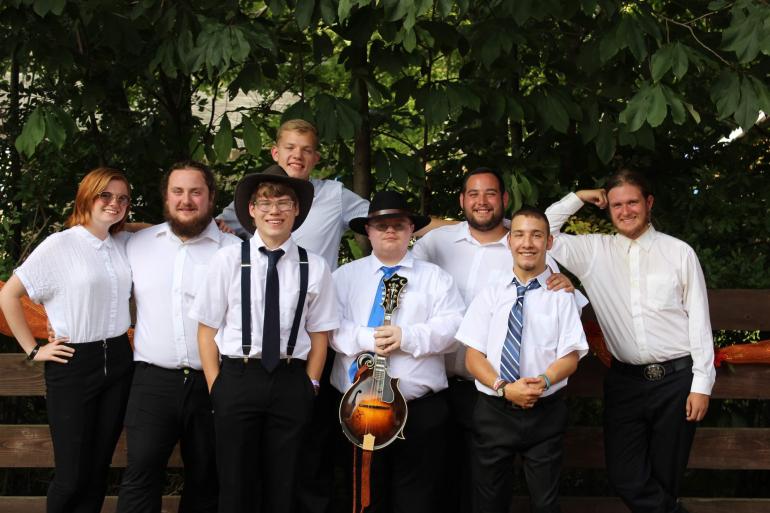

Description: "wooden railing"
1 289 769 513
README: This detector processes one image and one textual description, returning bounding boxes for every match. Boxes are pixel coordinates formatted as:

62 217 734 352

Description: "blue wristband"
538 373 552 391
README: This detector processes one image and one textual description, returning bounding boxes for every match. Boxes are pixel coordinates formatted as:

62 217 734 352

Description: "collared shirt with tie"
544 192 716 395
457 267 588 398
330 252 466 401
189 232 339 359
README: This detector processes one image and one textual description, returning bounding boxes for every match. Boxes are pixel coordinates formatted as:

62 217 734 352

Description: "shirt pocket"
646 273 681 310
525 312 559 359
394 289 429 323
183 264 209 307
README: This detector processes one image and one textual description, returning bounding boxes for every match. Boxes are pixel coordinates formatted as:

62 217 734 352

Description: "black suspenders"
241 241 309 359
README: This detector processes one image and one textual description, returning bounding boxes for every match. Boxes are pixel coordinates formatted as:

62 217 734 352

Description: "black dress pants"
604 363 696 513
212 358 315 513
44 334 134 513
117 363 218 513
439 377 478 513
472 392 568 513
343 390 449 513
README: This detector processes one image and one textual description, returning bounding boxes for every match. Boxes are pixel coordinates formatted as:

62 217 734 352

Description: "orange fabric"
715 340 770 367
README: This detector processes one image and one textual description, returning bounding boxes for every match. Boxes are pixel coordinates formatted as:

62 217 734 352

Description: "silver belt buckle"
643 363 666 381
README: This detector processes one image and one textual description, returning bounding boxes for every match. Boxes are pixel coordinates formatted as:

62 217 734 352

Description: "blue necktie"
366 266 402 328
349 265 401 383
500 278 541 382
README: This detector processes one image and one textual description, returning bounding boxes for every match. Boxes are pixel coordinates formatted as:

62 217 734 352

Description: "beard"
466 206 504 232
164 203 213 239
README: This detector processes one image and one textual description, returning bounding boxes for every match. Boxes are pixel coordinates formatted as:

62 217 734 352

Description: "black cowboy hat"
349 190 430 235
234 165 314 234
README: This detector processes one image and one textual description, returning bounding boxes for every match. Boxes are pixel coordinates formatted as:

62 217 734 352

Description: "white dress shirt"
545 192 716 395
126 220 241 369
218 178 370 269
456 268 589 397
412 221 585 379
330 252 466 401
15 225 132 343
189 232 339 359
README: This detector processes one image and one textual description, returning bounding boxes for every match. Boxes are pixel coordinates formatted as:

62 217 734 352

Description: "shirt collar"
73 225 114 250
510 266 552 289
368 251 415 274
451 221 509 248
616 224 657 253
251 231 297 256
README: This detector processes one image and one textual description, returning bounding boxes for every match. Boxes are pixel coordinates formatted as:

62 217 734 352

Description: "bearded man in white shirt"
544 168 715 513
330 190 466 513
117 161 241 513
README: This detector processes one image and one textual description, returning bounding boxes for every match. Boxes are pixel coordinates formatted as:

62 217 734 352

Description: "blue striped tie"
500 278 541 382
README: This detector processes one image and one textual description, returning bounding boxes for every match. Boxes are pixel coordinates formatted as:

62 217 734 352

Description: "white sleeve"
682 247 716 395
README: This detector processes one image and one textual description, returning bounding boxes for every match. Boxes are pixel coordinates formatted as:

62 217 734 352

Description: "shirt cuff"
690 374 714 396
356 327 377 352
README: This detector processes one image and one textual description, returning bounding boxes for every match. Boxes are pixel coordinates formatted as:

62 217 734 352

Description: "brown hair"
66 167 130 234
250 182 299 204
276 119 319 148
606 168 652 199
160 160 216 201
510 206 550 232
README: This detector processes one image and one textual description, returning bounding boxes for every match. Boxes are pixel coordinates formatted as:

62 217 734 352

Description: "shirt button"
183 369 190 375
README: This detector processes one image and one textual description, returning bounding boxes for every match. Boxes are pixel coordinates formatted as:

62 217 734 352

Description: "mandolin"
339 273 409 451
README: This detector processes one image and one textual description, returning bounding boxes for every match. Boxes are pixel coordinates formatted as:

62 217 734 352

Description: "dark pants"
472 392 568 513
44 334 134 513
342 390 449 513
439 377 478 513
295 351 337 513
117 363 217 513
212 358 315 513
604 361 696 513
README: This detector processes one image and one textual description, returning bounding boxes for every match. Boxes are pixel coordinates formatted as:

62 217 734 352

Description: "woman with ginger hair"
0 167 134 513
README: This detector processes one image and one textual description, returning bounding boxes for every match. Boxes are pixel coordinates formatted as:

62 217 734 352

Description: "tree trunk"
351 45 372 255
8 46 23 262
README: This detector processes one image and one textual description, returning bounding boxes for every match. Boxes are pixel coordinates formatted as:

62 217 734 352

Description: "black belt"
68 333 128 349
137 362 202 375
611 355 692 382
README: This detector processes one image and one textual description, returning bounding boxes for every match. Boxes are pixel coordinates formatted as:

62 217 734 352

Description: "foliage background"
1 0 768 503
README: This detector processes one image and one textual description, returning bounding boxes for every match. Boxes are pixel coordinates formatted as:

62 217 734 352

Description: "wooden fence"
0 289 769 512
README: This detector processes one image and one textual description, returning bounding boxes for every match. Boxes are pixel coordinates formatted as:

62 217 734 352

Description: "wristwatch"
493 379 508 397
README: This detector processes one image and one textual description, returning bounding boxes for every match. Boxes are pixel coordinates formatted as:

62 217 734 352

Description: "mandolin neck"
372 313 394 399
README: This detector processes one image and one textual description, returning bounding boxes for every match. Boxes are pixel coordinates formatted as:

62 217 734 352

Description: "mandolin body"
339 354 408 450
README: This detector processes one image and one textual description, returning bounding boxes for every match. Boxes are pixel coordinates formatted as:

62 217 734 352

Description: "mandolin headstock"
381 274 408 316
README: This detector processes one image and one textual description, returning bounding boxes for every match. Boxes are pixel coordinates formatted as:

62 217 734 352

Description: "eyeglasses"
368 222 411 232
96 191 130 206
252 199 295 212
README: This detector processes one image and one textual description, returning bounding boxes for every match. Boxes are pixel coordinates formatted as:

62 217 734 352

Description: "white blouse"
15 225 132 343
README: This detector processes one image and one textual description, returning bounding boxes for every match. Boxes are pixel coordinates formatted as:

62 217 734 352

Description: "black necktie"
259 247 284 371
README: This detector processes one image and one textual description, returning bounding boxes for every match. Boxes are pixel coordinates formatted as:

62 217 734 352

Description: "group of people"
0 118 715 513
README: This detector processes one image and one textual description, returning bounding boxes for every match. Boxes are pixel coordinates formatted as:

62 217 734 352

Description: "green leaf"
537 92 569 133
242 117 262 156
595 119 616 164
622 15 647 61
33 0 52 17
44 111 66 148
619 84 650 132
646 84 667 127
296 0 315 30
671 43 689 80
336 99 361 139
213 116 233 163
708 0 727 9
723 13 761 63
15 107 46 158
511 0 533 26
437 0 453 18
506 97 524 122
319 0 337 24
711 72 741 120
684 102 701 124
599 25 622 63
50 0 65 15
580 101 599 143
662 86 686 125
338 0 353 22
650 45 673 82
734 78 759 132
347 237 364 260
402 28 417 52
748 76 770 114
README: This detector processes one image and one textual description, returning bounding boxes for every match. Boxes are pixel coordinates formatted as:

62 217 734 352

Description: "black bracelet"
26 344 41 361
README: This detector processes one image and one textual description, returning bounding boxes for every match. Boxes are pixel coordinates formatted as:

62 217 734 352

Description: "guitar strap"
241 241 309 358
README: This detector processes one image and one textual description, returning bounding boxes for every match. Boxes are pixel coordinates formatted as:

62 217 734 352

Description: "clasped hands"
503 376 549 409
373 325 402 356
